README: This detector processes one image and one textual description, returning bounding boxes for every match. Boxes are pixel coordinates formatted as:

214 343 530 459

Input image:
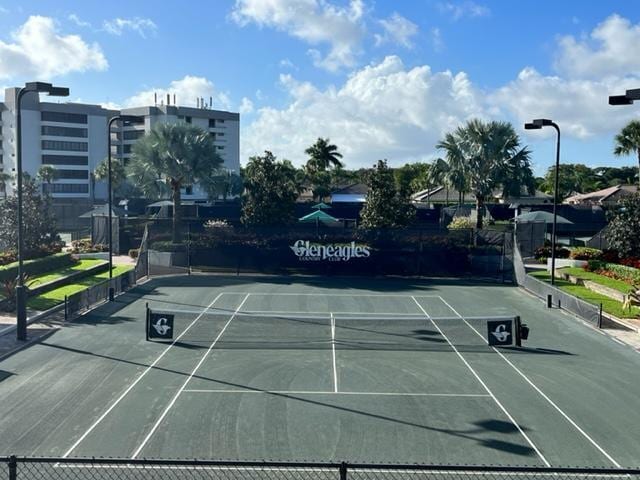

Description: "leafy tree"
241 151 301 226
540 164 599 199
304 138 344 173
606 194 640 257
593 166 638 188
613 120 640 189
360 160 415 228
437 119 532 228
0 172 12 199
394 163 430 197
128 123 223 242
94 157 128 195
0 174 58 253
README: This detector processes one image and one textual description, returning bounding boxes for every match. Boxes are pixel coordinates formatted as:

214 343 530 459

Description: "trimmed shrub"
0 253 76 283
70 240 108 254
150 241 187 253
128 249 139 259
603 263 640 284
620 257 640 269
448 216 474 230
601 249 620 263
569 247 602 260
534 245 570 261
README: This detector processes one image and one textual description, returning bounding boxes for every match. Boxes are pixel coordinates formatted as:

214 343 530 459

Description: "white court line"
330 312 338 393
61 292 227 458
437 296 622 468
222 292 441 298
130 293 251 459
411 296 550 467
182 389 492 397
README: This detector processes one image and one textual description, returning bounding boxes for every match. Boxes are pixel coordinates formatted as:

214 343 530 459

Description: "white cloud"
431 27 444 52
489 67 640 139
68 14 91 28
438 1 490 20
374 13 418 49
125 75 231 110
554 14 640 79
0 16 107 79
242 55 486 167
279 58 296 69
239 97 254 114
103 17 157 38
231 0 365 71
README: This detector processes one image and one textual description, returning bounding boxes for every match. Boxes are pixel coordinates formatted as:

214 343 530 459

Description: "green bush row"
0 253 76 283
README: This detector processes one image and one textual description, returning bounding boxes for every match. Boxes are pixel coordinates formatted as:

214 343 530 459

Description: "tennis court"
0 275 639 468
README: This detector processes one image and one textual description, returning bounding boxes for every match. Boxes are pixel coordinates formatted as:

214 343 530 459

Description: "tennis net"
146 307 518 352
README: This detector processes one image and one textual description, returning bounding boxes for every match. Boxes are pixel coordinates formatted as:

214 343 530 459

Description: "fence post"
8 455 17 480
547 294 552 309
339 462 348 480
187 222 191 276
598 303 603 329
145 302 150 341
64 295 68 322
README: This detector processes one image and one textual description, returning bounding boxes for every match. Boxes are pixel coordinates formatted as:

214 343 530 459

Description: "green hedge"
0 253 76 283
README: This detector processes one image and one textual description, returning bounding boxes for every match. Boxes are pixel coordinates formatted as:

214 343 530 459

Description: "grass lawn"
557 267 634 294
28 259 107 286
27 265 134 311
529 270 640 319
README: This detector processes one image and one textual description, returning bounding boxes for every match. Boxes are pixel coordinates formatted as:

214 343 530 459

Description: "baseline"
182 389 491 397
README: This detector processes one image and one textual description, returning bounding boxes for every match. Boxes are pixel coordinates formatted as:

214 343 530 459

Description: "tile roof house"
563 185 638 206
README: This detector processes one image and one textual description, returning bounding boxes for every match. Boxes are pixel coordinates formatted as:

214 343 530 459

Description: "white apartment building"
0 87 240 204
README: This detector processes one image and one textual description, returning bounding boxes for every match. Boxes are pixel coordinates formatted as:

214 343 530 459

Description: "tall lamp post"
15 82 69 341
524 119 561 285
106 115 142 301
609 88 640 189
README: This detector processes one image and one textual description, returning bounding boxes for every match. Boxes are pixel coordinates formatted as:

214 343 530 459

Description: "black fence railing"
3 457 639 480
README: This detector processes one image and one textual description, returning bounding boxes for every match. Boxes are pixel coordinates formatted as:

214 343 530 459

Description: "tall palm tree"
613 120 640 189
304 138 344 174
437 119 532 229
426 158 450 205
37 165 59 194
94 157 127 195
129 123 223 243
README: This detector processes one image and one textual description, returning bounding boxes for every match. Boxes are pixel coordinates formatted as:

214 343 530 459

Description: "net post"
514 315 522 347
339 462 348 480
8 455 17 480
145 302 150 341
187 221 191 276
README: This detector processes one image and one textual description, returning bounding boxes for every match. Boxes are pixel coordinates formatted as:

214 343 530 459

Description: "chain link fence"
3 457 638 480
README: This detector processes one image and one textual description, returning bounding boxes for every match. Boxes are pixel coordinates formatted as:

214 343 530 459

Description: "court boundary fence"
513 234 606 328
4 456 639 480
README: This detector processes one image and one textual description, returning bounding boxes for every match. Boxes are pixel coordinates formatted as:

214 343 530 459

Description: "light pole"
609 88 640 189
524 119 561 285
15 82 69 341
106 115 142 301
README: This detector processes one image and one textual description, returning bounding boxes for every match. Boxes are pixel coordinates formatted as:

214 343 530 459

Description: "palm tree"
304 138 344 173
437 119 532 229
0 171 12 199
129 123 223 243
94 157 128 196
426 158 450 205
37 165 59 194
613 120 640 189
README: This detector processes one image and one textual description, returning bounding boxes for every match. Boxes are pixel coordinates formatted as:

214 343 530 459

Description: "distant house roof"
330 183 368 203
564 185 638 205
411 186 551 205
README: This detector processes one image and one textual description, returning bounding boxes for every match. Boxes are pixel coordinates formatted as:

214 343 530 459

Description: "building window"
41 111 88 124
217 146 225 150
42 140 88 152
185 185 193 195
185 116 192 124
122 130 145 140
55 169 89 180
44 183 89 194
217 132 224 137
208 119 216 128
41 125 88 138
42 155 88 166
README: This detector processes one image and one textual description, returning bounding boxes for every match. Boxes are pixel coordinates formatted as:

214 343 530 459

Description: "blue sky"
1 0 640 176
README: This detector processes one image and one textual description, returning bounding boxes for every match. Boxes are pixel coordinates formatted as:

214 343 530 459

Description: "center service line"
411 296 550 467
131 293 251 459
437 296 622 469
62 292 226 459
331 312 338 393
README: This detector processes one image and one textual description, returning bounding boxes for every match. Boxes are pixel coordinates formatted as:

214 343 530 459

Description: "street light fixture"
106 114 143 301
15 82 69 341
524 118 561 285
608 88 640 105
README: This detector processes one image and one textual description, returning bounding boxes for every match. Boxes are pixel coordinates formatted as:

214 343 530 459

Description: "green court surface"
0 275 639 467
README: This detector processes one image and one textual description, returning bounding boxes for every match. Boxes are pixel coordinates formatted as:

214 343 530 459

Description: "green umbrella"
299 210 340 223
311 202 331 210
